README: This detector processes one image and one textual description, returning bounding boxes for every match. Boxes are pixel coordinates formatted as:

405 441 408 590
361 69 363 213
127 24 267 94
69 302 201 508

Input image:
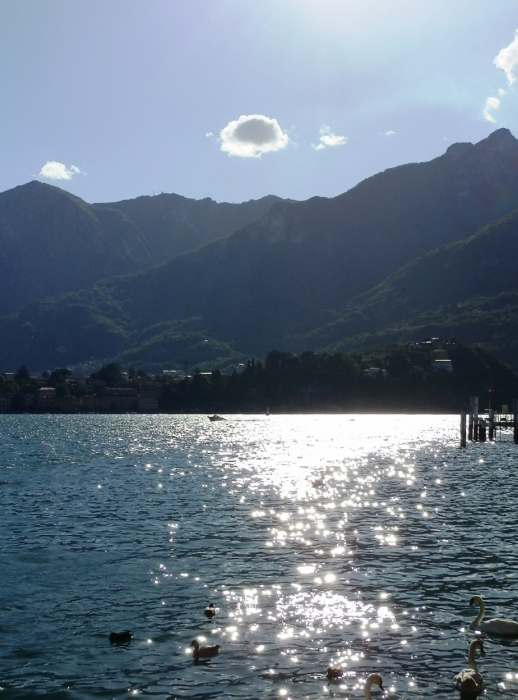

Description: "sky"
2 0 518 204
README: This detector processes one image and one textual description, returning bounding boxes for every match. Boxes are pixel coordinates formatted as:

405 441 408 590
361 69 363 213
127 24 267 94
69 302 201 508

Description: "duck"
469 594 518 636
204 603 216 618
190 638 220 659
109 630 133 643
453 638 485 696
364 673 384 699
326 666 343 680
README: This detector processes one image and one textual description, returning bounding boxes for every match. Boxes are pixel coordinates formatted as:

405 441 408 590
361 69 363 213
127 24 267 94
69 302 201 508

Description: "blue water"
1 414 518 699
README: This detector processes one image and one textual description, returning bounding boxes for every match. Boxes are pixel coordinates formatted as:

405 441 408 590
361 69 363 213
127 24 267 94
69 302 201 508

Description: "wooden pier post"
479 418 487 442
460 409 467 448
473 396 479 441
468 397 474 441
488 409 494 441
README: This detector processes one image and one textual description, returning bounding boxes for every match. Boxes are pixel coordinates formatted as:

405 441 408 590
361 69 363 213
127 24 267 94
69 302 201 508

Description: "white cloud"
483 96 500 123
39 161 81 180
219 114 288 158
206 132 213 137
384 130 395 136
312 126 348 150
494 30 518 84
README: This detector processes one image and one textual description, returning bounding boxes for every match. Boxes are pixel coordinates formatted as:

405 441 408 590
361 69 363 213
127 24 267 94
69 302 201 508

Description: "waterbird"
204 603 216 618
469 594 518 636
109 630 132 643
326 666 343 680
190 638 220 659
364 673 384 699
453 638 485 696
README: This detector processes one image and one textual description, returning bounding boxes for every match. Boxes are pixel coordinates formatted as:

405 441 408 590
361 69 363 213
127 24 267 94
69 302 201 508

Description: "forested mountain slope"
0 182 283 317
95 192 284 266
305 207 518 367
3 129 518 370
0 181 149 316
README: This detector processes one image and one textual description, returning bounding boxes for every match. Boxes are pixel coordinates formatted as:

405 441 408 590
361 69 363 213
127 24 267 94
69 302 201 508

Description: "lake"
1 414 517 699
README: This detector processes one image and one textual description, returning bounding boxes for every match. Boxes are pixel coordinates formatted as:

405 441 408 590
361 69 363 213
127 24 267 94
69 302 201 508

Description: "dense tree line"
2 344 518 413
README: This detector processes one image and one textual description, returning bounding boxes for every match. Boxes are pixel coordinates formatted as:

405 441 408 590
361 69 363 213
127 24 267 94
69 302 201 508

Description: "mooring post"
479 418 487 442
474 396 479 441
489 408 495 441
460 409 467 448
468 397 474 441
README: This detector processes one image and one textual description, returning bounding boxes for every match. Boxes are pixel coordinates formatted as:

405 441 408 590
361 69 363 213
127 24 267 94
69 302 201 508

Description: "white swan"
469 594 518 636
453 638 485 696
364 673 383 699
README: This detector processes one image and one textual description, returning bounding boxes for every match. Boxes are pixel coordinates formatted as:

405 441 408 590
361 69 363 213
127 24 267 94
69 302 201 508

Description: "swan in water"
469 595 518 636
363 673 384 699
453 638 485 696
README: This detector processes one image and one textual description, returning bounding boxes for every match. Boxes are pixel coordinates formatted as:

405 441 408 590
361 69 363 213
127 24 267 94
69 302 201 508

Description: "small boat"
208 414 225 421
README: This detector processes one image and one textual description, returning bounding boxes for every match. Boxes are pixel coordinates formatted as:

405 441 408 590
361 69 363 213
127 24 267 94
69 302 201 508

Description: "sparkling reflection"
1 414 517 698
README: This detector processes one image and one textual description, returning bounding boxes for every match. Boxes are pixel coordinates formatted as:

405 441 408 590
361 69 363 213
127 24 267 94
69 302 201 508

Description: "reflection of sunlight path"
206 415 455 696
277 590 376 631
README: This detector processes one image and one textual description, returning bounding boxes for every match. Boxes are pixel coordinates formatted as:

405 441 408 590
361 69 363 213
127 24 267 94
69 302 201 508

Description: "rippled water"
1 414 518 699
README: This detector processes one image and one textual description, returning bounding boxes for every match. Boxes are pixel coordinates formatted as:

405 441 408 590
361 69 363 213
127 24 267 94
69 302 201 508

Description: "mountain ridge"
0 181 286 316
3 129 518 370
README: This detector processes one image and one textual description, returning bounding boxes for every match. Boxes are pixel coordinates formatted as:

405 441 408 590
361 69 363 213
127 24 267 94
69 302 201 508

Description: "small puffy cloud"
39 161 81 180
219 114 288 158
494 30 518 84
384 130 395 136
312 126 348 150
206 131 213 137
483 96 500 123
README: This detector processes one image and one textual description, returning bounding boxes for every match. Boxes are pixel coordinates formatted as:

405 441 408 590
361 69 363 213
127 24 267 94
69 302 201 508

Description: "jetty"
460 396 518 447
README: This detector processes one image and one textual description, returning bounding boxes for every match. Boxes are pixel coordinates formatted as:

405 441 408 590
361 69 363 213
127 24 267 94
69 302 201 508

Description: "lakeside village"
0 337 513 415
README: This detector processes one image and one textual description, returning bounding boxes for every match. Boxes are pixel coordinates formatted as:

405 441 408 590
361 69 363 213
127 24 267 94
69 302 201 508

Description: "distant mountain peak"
486 127 515 142
444 129 517 162
476 127 517 154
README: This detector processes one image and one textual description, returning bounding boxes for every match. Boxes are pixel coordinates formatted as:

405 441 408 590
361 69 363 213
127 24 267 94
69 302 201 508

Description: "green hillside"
306 209 518 366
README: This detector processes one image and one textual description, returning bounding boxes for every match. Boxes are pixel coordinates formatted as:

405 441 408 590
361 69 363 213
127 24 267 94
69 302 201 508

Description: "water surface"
1 414 517 699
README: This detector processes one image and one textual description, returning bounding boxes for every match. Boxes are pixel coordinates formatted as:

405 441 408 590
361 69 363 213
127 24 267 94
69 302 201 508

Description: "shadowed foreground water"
1 414 518 699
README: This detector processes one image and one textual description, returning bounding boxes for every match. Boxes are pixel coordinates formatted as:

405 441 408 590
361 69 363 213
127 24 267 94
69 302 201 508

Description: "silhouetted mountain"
0 181 149 316
0 181 284 316
3 129 518 370
95 192 284 266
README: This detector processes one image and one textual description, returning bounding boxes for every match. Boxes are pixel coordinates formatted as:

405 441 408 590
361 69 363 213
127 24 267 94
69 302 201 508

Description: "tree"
49 368 72 386
55 382 70 398
16 364 30 383
90 363 123 387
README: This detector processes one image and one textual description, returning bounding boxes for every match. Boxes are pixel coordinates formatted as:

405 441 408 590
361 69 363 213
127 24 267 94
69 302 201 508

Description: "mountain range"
0 181 281 317
3 128 518 372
